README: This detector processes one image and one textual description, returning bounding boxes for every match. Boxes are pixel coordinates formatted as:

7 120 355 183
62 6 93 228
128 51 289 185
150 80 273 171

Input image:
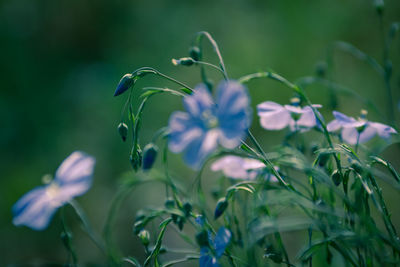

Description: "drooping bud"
172 57 195 66
214 197 228 219
114 74 135 96
117 122 128 142
142 143 158 171
189 46 201 61
138 229 150 246
331 170 342 186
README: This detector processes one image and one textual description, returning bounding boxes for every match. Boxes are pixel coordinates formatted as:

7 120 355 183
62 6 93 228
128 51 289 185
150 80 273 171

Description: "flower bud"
138 229 150 246
142 143 158 171
196 230 209 247
172 57 195 66
331 170 342 186
114 74 135 97
129 146 142 172
189 46 201 61
117 122 128 142
214 197 228 219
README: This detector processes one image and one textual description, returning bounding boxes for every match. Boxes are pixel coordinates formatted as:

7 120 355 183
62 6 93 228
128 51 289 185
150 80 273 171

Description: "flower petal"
200 248 220 267
258 104 291 130
183 84 214 118
214 227 232 259
369 122 397 139
168 111 204 153
55 151 95 190
296 106 320 128
216 81 251 148
342 125 376 144
211 156 265 180
183 129 219 170
12 186 59 230
327 119 341 132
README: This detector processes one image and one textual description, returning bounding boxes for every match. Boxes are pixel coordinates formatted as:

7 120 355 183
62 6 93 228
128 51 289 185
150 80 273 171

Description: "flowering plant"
12 17 400 267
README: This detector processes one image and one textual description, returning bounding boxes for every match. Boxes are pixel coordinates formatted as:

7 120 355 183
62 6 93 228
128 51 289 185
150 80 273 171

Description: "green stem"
195 31 229 79
195 60 228 80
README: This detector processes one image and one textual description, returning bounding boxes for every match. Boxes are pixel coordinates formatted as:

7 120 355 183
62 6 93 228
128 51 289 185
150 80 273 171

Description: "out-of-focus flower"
210 155 278 182
327 110 397 144
12 151 95 230
257 98 322 132
168 81 251 169
199 227 232 267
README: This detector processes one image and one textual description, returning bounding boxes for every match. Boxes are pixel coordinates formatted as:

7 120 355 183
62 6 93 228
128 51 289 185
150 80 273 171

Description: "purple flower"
12 151 95 230
199 227 232 267
211 155 278 181
257 100 322 132
168 81 251 169
327 111 397 144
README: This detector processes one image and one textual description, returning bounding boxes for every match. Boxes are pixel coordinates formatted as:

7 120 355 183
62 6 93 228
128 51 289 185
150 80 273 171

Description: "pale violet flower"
12 151 95 230
168 81 251 170
211 155 278 182
327 110 397 145
257 98 322 132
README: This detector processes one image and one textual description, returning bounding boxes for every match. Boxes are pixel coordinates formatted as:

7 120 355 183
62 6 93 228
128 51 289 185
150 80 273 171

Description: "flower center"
201 110 219 128
46 183 60 199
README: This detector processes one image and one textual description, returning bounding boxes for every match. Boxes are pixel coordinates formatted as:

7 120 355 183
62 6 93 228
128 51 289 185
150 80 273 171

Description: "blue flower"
168 81 251 169
327 111 397 144
257 101 322 132
199 227 232 267
12 151 96 230
211 155 278 182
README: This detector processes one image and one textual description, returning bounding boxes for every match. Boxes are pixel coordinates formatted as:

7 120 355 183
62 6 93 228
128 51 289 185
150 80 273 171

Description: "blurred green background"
1 0 400 265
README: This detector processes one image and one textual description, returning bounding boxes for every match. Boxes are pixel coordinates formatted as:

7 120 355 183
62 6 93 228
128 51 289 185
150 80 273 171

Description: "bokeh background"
1 0 400 265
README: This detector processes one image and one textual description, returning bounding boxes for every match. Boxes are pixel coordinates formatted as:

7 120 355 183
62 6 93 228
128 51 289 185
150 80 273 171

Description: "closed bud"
142 143 158 171
172 57 195 66
114 74 135 97
129 145 142 171
189 46 201 61
331 170 342 186
138 229 150 246
183 202 192 217
196 230 209 247
214 197 228 219
117 122 128 142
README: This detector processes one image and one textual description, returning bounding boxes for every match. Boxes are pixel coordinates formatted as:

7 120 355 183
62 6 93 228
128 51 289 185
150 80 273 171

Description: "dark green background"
1 0 399 265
